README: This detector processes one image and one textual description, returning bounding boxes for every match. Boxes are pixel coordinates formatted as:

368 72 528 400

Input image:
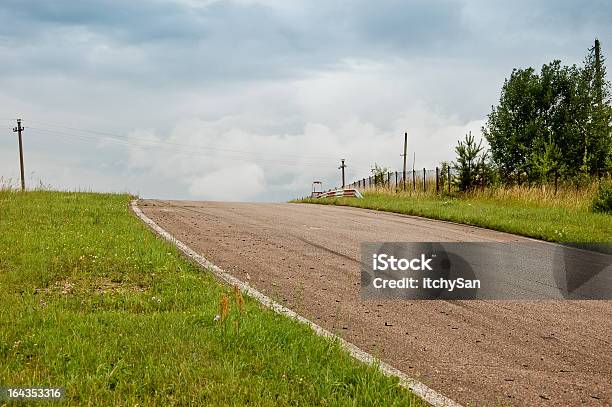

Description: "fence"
346 168 456 194
341 167 612 196
300 168 611 200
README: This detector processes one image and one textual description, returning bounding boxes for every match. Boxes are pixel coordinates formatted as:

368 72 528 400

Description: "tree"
529 138 564 182
482 39 612 183
534 61 583 179
482 67 541 182
371 163 389 187
580 39 612 174
453 132 488 191
439 160 451 192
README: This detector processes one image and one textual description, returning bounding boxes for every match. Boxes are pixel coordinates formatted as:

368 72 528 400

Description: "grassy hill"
297 186 612 243
0 190 422 406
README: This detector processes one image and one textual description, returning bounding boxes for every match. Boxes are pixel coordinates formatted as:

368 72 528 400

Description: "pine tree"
453 132 487 191
582 39 612 174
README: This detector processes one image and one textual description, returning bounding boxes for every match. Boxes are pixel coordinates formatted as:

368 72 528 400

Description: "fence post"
387 172 391 188
481 167 485 191
412 169 416 190
395 171 398 189
436 167 439 194
423 168 426 192
448 166 451 194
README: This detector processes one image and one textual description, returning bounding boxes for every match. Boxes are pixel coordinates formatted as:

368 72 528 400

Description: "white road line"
130 200 463 407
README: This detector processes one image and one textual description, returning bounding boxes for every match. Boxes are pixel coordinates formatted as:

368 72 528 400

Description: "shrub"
592 181 612 214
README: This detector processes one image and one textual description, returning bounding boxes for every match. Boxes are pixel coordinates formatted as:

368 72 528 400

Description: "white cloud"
1 0 609 200
188 163 265 200
117 62 490 201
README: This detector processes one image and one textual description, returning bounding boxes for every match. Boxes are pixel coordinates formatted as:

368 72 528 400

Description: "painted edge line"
130 200 462 407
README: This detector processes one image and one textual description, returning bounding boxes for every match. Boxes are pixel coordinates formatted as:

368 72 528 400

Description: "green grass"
297 189 612 243
0 190 423 406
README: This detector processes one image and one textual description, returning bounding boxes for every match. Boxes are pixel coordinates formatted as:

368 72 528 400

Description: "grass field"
0 190 423 406
297 186 612 243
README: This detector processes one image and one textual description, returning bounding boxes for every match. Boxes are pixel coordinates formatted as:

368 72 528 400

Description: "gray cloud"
0 0 610 200
0 0 472 82
1 0 206 42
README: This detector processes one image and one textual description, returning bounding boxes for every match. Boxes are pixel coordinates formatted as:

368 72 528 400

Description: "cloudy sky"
0 0 610 201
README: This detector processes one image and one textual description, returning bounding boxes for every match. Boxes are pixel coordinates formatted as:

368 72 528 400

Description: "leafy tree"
483 40 612 183
482 67 541 182
439 160 451 192
371 163 389 186
533 61 584 179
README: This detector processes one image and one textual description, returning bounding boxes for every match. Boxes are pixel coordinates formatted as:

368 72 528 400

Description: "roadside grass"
0 190 423 406
296 185 612 243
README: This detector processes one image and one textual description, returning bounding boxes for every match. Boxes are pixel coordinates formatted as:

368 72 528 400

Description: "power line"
28 125 375 173
27 127 338 168
16 119 376 180
26 120 341 161
27 126 334 164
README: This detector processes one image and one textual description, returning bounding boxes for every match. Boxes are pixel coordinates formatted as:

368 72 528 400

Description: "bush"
592 181 612 214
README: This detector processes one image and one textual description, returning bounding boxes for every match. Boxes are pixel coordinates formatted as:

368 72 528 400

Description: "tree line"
453 39 612 190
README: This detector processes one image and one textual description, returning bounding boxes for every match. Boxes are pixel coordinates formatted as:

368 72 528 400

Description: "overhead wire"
25 119 342 161
9 118 376 174
26 120 370 173
26 127 343 169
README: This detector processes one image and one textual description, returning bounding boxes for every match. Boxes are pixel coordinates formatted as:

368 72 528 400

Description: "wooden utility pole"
401 132 407 190
339 159 347 188
13 119 25 191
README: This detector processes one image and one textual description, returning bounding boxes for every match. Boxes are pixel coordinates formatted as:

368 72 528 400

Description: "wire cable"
26 119 341 161
27 127 341 169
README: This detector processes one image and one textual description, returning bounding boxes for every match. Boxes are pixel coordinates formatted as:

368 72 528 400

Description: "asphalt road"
140 200 612 406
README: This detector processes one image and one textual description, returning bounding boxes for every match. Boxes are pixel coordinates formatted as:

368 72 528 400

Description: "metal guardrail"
316 188 363 199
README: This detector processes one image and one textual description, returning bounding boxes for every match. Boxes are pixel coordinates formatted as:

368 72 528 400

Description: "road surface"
139 200 612 406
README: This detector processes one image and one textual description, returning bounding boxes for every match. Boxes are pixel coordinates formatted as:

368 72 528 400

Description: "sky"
1 0 610 201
